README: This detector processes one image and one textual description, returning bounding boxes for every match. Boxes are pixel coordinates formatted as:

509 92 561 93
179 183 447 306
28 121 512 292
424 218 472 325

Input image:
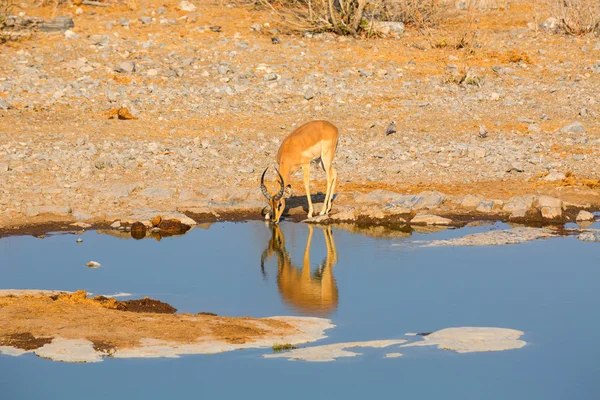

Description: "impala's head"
260 167 291 224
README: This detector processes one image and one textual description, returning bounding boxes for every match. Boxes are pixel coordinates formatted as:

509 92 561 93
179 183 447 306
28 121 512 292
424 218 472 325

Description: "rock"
116 61 136 73
250 23 263 32
536 196 563 219
468 146 486 158
64 30 79 39
421 227 555 247
540 17 557 32
139 187 174 199
217 65 229 75
39 16 74 32
461 194 484 208
537 195 562 209
178 0 196 11
86 261 102 268
0 162 10 172
119 18 130 27
303 91 314 100
410 214 453 226
110 221 121 228
540 207 561 219
94 156 113 170
503 195 537 214
0 98 13 110
406 191 445 210
25 208 40 217
578 230 600 242
560 121 585 134
158 219 191 235
331 209 357 222
475 200 501 213
372 21 405 36
358 69 373 78
73 210 93 221
109 183 139 198
26 206 72 217
89 35 109 46
543 171 566 181
576 210 595 221
140 16 152 24
263 72 278 81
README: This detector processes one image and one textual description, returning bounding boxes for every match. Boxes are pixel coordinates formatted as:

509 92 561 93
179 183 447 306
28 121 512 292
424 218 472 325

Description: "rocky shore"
1 1 599 233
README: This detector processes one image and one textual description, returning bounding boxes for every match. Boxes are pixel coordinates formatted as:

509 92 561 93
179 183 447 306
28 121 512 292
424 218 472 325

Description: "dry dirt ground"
0 290 331 361
0 0 599 231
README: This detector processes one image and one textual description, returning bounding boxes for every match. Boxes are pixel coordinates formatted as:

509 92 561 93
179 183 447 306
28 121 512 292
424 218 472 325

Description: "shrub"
257 0 442 35
547 0 600 35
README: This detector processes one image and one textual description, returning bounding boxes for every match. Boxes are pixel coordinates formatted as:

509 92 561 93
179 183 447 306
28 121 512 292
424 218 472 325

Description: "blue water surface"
1 221 598 399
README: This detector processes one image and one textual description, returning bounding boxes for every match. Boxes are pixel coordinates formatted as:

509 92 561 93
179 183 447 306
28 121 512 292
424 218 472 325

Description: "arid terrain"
1 0 599 233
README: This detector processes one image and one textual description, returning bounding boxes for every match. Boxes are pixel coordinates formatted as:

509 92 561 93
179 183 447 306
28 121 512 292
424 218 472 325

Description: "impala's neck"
278 161 292 188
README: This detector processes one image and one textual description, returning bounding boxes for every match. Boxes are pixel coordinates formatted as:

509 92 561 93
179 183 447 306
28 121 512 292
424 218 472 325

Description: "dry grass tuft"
546 0 600 35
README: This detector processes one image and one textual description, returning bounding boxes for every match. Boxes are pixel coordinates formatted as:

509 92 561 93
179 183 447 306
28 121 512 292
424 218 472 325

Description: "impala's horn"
260 167 272 200
273 168 285 200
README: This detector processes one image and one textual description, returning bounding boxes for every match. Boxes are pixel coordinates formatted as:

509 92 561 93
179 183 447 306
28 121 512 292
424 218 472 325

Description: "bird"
478 125 488 139
385 120 396 136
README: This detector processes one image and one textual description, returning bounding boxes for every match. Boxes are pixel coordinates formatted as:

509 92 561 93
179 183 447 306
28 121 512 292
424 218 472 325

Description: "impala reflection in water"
261 224 339 316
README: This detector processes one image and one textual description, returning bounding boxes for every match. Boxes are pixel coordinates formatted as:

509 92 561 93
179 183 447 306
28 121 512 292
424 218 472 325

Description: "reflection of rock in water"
261 224 339 317
97 218 196 241
333 223 411 239
410 225 449 234
130 221 147 239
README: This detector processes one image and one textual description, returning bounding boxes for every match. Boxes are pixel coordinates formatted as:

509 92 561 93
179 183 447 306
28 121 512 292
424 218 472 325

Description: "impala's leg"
302 164 314 218
319 151 337 216
325 167 337 214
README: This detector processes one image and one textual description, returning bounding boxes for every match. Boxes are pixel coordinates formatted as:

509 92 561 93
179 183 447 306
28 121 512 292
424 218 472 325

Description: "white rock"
537 195 563 209
576 210 595 221
560 121 586 134
86 261 102 268
264 339 406 362
419 227 555 247
543 171 566 181
178 0 196 12
64 30 79 39
401 327 526 353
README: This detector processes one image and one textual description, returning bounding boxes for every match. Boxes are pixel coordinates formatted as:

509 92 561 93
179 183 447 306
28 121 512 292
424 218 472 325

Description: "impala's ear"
283 185 292 199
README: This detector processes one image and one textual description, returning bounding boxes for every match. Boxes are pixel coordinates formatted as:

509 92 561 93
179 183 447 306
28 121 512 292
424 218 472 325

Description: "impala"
261 224 338 316
260 120 340 223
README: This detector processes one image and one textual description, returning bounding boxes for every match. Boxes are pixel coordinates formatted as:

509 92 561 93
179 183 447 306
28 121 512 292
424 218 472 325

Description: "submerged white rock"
264 339 407 362
417 227 555 247
35 338 103 363
401 327 526 353
0 317 335 363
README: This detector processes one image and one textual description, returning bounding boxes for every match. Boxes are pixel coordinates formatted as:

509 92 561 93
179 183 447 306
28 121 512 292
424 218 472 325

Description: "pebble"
560 121 585 133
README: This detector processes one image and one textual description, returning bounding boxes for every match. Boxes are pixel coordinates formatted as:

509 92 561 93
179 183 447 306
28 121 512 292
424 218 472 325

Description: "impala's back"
276 120 339 173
